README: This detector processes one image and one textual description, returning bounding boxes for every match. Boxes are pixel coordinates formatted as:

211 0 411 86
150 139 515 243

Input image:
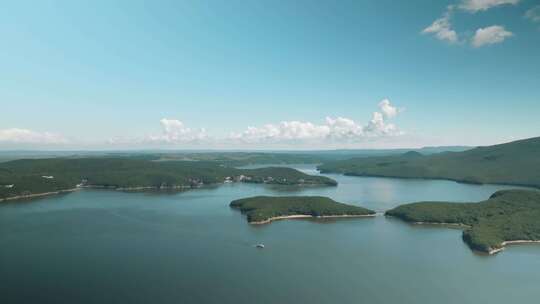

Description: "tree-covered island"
230 196 375 224
386 189 540 254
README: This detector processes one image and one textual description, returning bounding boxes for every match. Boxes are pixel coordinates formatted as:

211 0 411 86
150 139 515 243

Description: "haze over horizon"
4 3 540 304
2 0 539 150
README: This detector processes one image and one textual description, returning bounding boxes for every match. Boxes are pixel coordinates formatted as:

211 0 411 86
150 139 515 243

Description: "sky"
1 0 539 150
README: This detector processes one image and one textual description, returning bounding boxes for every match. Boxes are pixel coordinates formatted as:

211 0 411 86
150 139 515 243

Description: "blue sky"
1 0 539 149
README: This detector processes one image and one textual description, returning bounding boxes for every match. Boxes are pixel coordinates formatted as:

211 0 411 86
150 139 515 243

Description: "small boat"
255 243 265 249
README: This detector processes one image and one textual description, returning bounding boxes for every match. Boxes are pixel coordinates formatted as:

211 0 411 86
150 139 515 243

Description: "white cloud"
471 25 513 47
229 100 403 144
379 98 399 118
149 119 208 143
0 101 405 149
106 100 404 148
364 112 399 135
325 117 364 139
229 121 331 143
0 128 67 144
108 119 208 146
459 0 519 12
525 6 540 22
423 2 522 47
422 10 459 43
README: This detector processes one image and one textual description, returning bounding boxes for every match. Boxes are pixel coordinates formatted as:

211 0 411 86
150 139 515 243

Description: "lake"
1 165 539 304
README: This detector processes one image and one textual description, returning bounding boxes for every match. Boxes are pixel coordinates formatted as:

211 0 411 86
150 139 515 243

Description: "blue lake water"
1 164 539 303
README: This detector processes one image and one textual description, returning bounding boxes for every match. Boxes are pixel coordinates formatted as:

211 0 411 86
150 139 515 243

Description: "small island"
386 189 540 254
230 196 376 224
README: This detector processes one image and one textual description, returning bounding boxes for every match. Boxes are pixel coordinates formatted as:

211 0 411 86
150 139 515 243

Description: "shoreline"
0 179 335 203
0 184 201 203
386 216 540 255
95 185 195 191
320 170 540 190
0 185 193 203
411 221 471 228
488 240 540 255
384 215 472 228
249 213 376 225
0 188 80 203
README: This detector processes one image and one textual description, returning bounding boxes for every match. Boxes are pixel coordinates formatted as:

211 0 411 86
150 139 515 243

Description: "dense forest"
230 195 375 224
318 136 540 188
0 158 336 200
386 189 540 254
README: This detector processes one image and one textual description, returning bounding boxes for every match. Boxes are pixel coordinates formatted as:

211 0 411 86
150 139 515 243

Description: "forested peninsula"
318 137 540 188
0 158 337 202
386 190 540 254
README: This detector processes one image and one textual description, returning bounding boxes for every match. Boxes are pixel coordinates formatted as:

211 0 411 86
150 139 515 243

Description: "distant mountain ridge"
318 137 540 188
0 146 472 163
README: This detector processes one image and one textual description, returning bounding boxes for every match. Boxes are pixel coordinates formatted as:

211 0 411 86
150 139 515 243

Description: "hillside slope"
318 137 540 188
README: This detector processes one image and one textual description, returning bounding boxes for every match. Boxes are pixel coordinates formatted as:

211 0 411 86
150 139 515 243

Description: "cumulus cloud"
229 121 330 143
525 6 540 22
107 100 404 147
108 118 208 146
324 117 364 139
379 98 399 118
229 100 403 144
0 128 67 144
459 0 519 12
364 112 399 135
149 119 208 143
472 25 513 47
422 10 459 43
423 1 522 47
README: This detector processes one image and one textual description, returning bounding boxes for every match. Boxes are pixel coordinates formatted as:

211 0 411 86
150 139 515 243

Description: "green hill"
318 136 540 188
0 158 336 201
230 196 375 224
386 189 540 254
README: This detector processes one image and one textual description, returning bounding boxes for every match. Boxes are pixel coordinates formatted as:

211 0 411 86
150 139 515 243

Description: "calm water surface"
1 164 539 304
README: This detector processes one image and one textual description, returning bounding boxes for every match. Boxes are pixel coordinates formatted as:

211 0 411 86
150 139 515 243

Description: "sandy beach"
488 240 540 255
249 213 376 225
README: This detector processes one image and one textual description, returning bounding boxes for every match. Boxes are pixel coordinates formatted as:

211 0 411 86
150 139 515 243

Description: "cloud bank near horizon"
229 99 402 144
0 128 68 145
0 99 405 149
